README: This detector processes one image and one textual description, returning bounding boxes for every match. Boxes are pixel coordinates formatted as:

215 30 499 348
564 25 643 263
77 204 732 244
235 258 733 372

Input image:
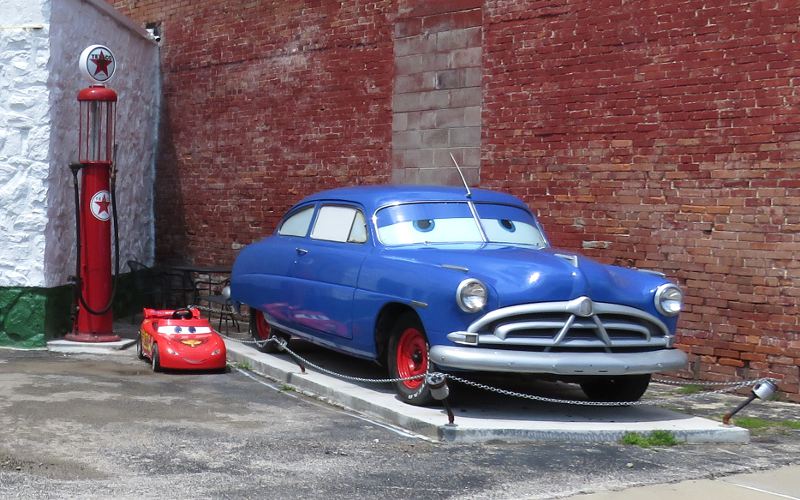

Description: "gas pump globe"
66 45 120 342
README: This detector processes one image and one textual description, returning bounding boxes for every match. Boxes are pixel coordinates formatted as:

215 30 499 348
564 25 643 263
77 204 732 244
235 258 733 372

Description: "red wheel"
395 327 428 390
250 309 287 353
387 313 433 405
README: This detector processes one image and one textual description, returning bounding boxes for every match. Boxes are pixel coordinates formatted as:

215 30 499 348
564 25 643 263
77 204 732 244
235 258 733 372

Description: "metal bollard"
276 339 306 374
722 380 777 425
426 373 455 425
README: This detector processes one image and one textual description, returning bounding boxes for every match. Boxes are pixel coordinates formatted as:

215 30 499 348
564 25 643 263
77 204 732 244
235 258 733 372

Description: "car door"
289 204 370 340
251 203 318 329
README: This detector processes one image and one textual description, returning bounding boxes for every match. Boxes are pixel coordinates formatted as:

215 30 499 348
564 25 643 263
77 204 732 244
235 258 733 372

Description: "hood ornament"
570 297 594 317
555 253 579 268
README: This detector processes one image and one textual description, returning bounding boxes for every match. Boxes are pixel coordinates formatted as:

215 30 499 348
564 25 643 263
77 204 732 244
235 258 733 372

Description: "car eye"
188 326 196 333
499 219 516 232
174 326 182 333
457 279 488 313
655 283 683 316
413 219 435 232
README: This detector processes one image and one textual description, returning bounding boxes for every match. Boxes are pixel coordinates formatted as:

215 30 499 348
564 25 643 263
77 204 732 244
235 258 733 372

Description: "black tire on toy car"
579 374 651 403
250 309 288 354
136 334 145 360
387 313 433 406
151 344 161 372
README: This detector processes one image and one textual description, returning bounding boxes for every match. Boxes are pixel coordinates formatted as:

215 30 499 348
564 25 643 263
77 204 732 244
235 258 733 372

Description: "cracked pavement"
0 348 798 499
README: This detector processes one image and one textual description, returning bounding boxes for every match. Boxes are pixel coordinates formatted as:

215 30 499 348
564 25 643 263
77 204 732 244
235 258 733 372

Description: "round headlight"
655 283 683 316
457 279 487 313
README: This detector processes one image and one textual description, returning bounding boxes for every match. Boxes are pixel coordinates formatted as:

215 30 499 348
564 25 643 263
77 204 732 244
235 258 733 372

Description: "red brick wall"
482 0 800 400
109 0 394 266
110 0 800 400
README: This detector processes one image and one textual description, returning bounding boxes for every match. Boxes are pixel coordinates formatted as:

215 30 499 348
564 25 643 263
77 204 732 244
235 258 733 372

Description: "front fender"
355 255 494 345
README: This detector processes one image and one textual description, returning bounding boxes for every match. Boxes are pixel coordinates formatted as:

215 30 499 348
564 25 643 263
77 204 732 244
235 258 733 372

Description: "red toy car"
137 307 227 372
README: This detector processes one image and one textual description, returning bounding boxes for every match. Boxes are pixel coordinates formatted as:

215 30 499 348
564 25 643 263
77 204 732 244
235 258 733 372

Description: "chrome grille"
449 297 671 353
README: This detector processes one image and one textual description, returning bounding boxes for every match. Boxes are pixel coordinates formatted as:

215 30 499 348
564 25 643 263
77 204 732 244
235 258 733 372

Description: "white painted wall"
0 0 51 287
0 0 158 288
44 0 159 287
0 0 159 289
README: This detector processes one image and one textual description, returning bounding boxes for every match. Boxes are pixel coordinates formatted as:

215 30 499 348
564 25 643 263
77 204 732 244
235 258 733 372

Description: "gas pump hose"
69 162 121 317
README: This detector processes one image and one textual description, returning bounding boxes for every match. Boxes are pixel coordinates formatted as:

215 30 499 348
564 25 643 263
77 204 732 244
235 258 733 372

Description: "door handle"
296 248 308 256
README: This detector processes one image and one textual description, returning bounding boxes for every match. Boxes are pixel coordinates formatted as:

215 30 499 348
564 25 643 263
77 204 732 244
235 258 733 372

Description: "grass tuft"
620 430 680 448
676 384 704 395
733 417 800 431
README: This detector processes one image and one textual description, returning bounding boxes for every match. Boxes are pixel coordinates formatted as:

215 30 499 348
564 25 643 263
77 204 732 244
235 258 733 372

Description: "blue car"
231 185 687 405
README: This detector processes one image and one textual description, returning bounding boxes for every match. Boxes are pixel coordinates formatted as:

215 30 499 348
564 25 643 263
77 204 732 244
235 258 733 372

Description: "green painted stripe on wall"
0 273 142 348
0 286 72 348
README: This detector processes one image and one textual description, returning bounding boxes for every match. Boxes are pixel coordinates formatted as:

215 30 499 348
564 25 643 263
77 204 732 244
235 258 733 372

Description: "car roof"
297 185 528 211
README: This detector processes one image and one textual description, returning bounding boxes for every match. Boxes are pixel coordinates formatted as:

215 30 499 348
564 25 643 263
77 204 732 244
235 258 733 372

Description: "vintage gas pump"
66 45 120 342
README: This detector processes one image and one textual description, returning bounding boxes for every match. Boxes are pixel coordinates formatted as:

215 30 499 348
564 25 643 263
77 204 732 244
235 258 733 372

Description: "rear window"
278 206 314 237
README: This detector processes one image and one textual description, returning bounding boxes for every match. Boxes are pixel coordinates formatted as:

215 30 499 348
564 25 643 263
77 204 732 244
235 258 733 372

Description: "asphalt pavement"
1 339 799 499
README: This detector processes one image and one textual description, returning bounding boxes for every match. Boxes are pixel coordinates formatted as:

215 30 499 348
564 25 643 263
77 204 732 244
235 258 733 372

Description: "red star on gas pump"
94 194 111 216
91 51 112 77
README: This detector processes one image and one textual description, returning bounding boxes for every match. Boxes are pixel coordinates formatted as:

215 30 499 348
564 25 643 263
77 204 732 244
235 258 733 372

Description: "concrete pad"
570 464 800 499
722 465 800 499
47 338 137 355
225 340 749 444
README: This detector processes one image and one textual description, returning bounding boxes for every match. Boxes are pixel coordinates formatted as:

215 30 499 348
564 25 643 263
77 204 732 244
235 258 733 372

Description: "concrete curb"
225 340 750 444
47 338 137 354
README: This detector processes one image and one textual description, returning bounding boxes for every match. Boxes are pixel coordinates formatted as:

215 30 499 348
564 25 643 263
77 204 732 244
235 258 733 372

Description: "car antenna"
449 152 472 198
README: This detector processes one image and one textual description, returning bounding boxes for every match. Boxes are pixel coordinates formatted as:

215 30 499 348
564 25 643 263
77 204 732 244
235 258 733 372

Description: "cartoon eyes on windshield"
499 219 516 232
413 219 435 232
173 326 197 333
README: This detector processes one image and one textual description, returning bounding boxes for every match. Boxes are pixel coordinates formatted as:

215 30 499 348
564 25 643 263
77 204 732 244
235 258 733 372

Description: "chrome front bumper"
429 345 688 376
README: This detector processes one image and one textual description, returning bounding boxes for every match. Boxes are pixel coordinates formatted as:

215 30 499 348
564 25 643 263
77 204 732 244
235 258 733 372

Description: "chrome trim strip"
467 298 670 337
592 314 612 350
441 264 469 272
552 315 575 345
478 337 669 348
638 268 666 277
495 320 568 340
430 345 688 375
261 313 372 360
446 331 669 348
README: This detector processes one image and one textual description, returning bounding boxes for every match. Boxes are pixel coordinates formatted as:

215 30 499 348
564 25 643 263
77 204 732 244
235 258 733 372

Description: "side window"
278 206 314 237
310 205 367 244
348 211 368 243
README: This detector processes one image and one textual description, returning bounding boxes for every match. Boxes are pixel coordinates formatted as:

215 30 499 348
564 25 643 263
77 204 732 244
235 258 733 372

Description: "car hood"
381 244 666 311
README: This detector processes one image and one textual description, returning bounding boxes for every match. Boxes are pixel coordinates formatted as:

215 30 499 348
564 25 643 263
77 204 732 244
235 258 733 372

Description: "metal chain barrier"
222 332 426 384
218 328 778 408
445 373 778 407
653 376 772 387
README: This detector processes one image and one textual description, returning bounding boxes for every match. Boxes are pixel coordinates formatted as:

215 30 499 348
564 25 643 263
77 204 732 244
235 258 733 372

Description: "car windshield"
375 202 547 247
